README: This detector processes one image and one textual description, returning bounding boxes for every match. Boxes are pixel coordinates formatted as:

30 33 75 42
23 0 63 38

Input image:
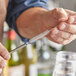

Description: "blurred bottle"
47 38 66 65
4 29 25 76
20 42 37 76
36 38 66 76
3 62 8 76
53 51 76 76
3 22 9 45
37 38 53 76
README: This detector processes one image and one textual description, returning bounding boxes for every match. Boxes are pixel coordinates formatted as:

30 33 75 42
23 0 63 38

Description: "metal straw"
10 30 51 54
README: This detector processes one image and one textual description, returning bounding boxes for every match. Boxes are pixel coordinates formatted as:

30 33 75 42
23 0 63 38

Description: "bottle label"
29 64 37 76
8 64 25 76
38 69 52 76
38 74 51 76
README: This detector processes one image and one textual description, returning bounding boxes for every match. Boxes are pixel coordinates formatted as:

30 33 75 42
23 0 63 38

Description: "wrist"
16 7 54 39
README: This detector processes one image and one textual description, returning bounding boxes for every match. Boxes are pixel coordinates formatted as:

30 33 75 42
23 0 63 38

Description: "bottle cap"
7 30 16 40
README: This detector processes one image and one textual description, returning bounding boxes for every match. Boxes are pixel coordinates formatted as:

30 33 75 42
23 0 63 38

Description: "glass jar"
53 51 76 76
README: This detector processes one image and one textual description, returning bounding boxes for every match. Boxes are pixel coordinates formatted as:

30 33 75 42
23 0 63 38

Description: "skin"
16 8 76 45
0 0 76 73
0 0 10 73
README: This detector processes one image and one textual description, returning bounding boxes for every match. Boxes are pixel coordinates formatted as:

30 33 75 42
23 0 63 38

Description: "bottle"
20 42 37 76
5 29 25 76
3 22 9 45
53 51 76 76
37 38 53 76
46 38 66 67
36 38 66 76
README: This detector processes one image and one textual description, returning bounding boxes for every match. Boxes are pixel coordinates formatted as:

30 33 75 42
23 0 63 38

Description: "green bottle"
36 38 66 76
5 29 25 76
36 38 52 76
20 42 37 76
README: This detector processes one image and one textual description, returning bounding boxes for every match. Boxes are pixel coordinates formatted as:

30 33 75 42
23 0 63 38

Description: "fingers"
46 9 76 44
0 69 2 74
65 10 76 24
0 43 10 60
58 22 76 34
0 43 10 72
68 16 76 24
62 35 76 45
57 8 68 21
46 27 76 45
0 56 6 68
46 28 64 44
56 30 71 39
65 9 76 16
52 8 68 21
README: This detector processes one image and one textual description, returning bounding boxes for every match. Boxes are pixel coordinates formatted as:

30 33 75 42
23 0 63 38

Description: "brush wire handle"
10 29 51 54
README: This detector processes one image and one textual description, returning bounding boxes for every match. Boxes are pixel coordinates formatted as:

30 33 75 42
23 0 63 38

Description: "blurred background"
2 0 76 76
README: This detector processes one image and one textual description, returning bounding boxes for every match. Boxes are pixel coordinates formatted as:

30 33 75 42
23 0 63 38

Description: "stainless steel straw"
10 30 51 54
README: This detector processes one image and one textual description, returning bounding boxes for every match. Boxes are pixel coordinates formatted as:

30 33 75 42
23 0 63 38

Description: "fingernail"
55 29 59 34
70 17 75 23
59 9 68 21
60 24 66 30
3 62 7 68
6 54 10 60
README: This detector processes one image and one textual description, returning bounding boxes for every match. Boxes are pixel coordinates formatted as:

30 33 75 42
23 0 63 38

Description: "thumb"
57 8 68 21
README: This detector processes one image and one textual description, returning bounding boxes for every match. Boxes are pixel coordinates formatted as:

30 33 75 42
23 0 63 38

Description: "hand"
16 7 76 45
0 43 10 73
16 7 68 39
0 1 10 73
46 9 76 45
